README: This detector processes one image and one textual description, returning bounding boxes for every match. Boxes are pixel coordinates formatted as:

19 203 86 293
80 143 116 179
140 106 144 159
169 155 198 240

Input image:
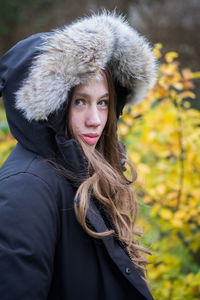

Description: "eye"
74 99 84 106
98 100 109 107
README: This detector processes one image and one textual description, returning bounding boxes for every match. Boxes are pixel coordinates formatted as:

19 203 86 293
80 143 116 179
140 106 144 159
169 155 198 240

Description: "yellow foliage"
153 43 163 59
0 136 16 165
165 51 179 63
179 91 196 100
0 106 16 166
159 208 173 220
118 123 129 136
119 44 200 299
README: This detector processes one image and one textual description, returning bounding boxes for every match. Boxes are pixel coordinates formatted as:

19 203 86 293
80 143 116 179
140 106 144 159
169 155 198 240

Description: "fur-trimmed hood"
0 11 157 161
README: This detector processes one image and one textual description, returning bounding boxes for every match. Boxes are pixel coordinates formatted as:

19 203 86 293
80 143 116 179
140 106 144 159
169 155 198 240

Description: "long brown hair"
66 69 151 278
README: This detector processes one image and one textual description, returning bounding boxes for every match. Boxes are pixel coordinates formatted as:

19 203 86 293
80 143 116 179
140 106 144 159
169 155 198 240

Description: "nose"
85 105 101 127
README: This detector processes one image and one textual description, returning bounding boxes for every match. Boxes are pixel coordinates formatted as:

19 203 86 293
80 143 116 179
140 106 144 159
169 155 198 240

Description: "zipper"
93 198 134 263
115 235 133 262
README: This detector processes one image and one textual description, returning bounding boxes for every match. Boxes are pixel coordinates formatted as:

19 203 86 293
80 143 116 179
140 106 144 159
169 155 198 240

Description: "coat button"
125 267 131 275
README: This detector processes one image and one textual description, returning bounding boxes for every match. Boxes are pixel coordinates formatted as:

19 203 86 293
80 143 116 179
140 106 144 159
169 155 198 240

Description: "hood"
0 11 157 165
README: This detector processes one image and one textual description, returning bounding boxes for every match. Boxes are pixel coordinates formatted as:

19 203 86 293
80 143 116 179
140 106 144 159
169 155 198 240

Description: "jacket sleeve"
0 172 60 300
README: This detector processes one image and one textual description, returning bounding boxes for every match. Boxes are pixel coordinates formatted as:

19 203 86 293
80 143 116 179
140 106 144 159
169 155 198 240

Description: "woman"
0 12 157 300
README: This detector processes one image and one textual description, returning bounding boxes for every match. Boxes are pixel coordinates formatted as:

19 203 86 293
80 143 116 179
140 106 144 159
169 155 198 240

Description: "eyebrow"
74 93 109 99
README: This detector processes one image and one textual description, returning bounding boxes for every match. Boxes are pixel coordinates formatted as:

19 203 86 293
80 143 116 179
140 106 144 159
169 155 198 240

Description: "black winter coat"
0 143 154 300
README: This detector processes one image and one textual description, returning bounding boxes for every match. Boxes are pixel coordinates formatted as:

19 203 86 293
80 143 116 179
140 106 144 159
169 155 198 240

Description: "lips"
81 133 99 145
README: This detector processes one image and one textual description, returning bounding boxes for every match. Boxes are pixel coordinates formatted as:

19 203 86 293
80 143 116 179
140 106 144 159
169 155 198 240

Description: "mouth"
81 133 99 145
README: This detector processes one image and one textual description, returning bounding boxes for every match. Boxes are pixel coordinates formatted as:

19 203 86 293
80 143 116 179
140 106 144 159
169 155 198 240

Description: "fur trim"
15 11 157 121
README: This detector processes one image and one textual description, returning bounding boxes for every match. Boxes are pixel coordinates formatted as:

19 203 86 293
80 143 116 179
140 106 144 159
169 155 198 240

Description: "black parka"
0 12 156 300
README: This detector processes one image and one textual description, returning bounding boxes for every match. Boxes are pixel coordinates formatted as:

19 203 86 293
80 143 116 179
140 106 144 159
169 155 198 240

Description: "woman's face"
69 72 109 148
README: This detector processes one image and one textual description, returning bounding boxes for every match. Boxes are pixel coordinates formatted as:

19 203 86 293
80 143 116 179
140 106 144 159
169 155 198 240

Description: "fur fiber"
15 11 157 121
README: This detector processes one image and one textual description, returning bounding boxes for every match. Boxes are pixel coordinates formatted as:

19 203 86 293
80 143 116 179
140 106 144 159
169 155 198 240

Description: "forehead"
73 72 109 95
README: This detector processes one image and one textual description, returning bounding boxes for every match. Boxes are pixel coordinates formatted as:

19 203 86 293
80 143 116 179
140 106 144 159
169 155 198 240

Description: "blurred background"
0 1 200 299
0 0 200 70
